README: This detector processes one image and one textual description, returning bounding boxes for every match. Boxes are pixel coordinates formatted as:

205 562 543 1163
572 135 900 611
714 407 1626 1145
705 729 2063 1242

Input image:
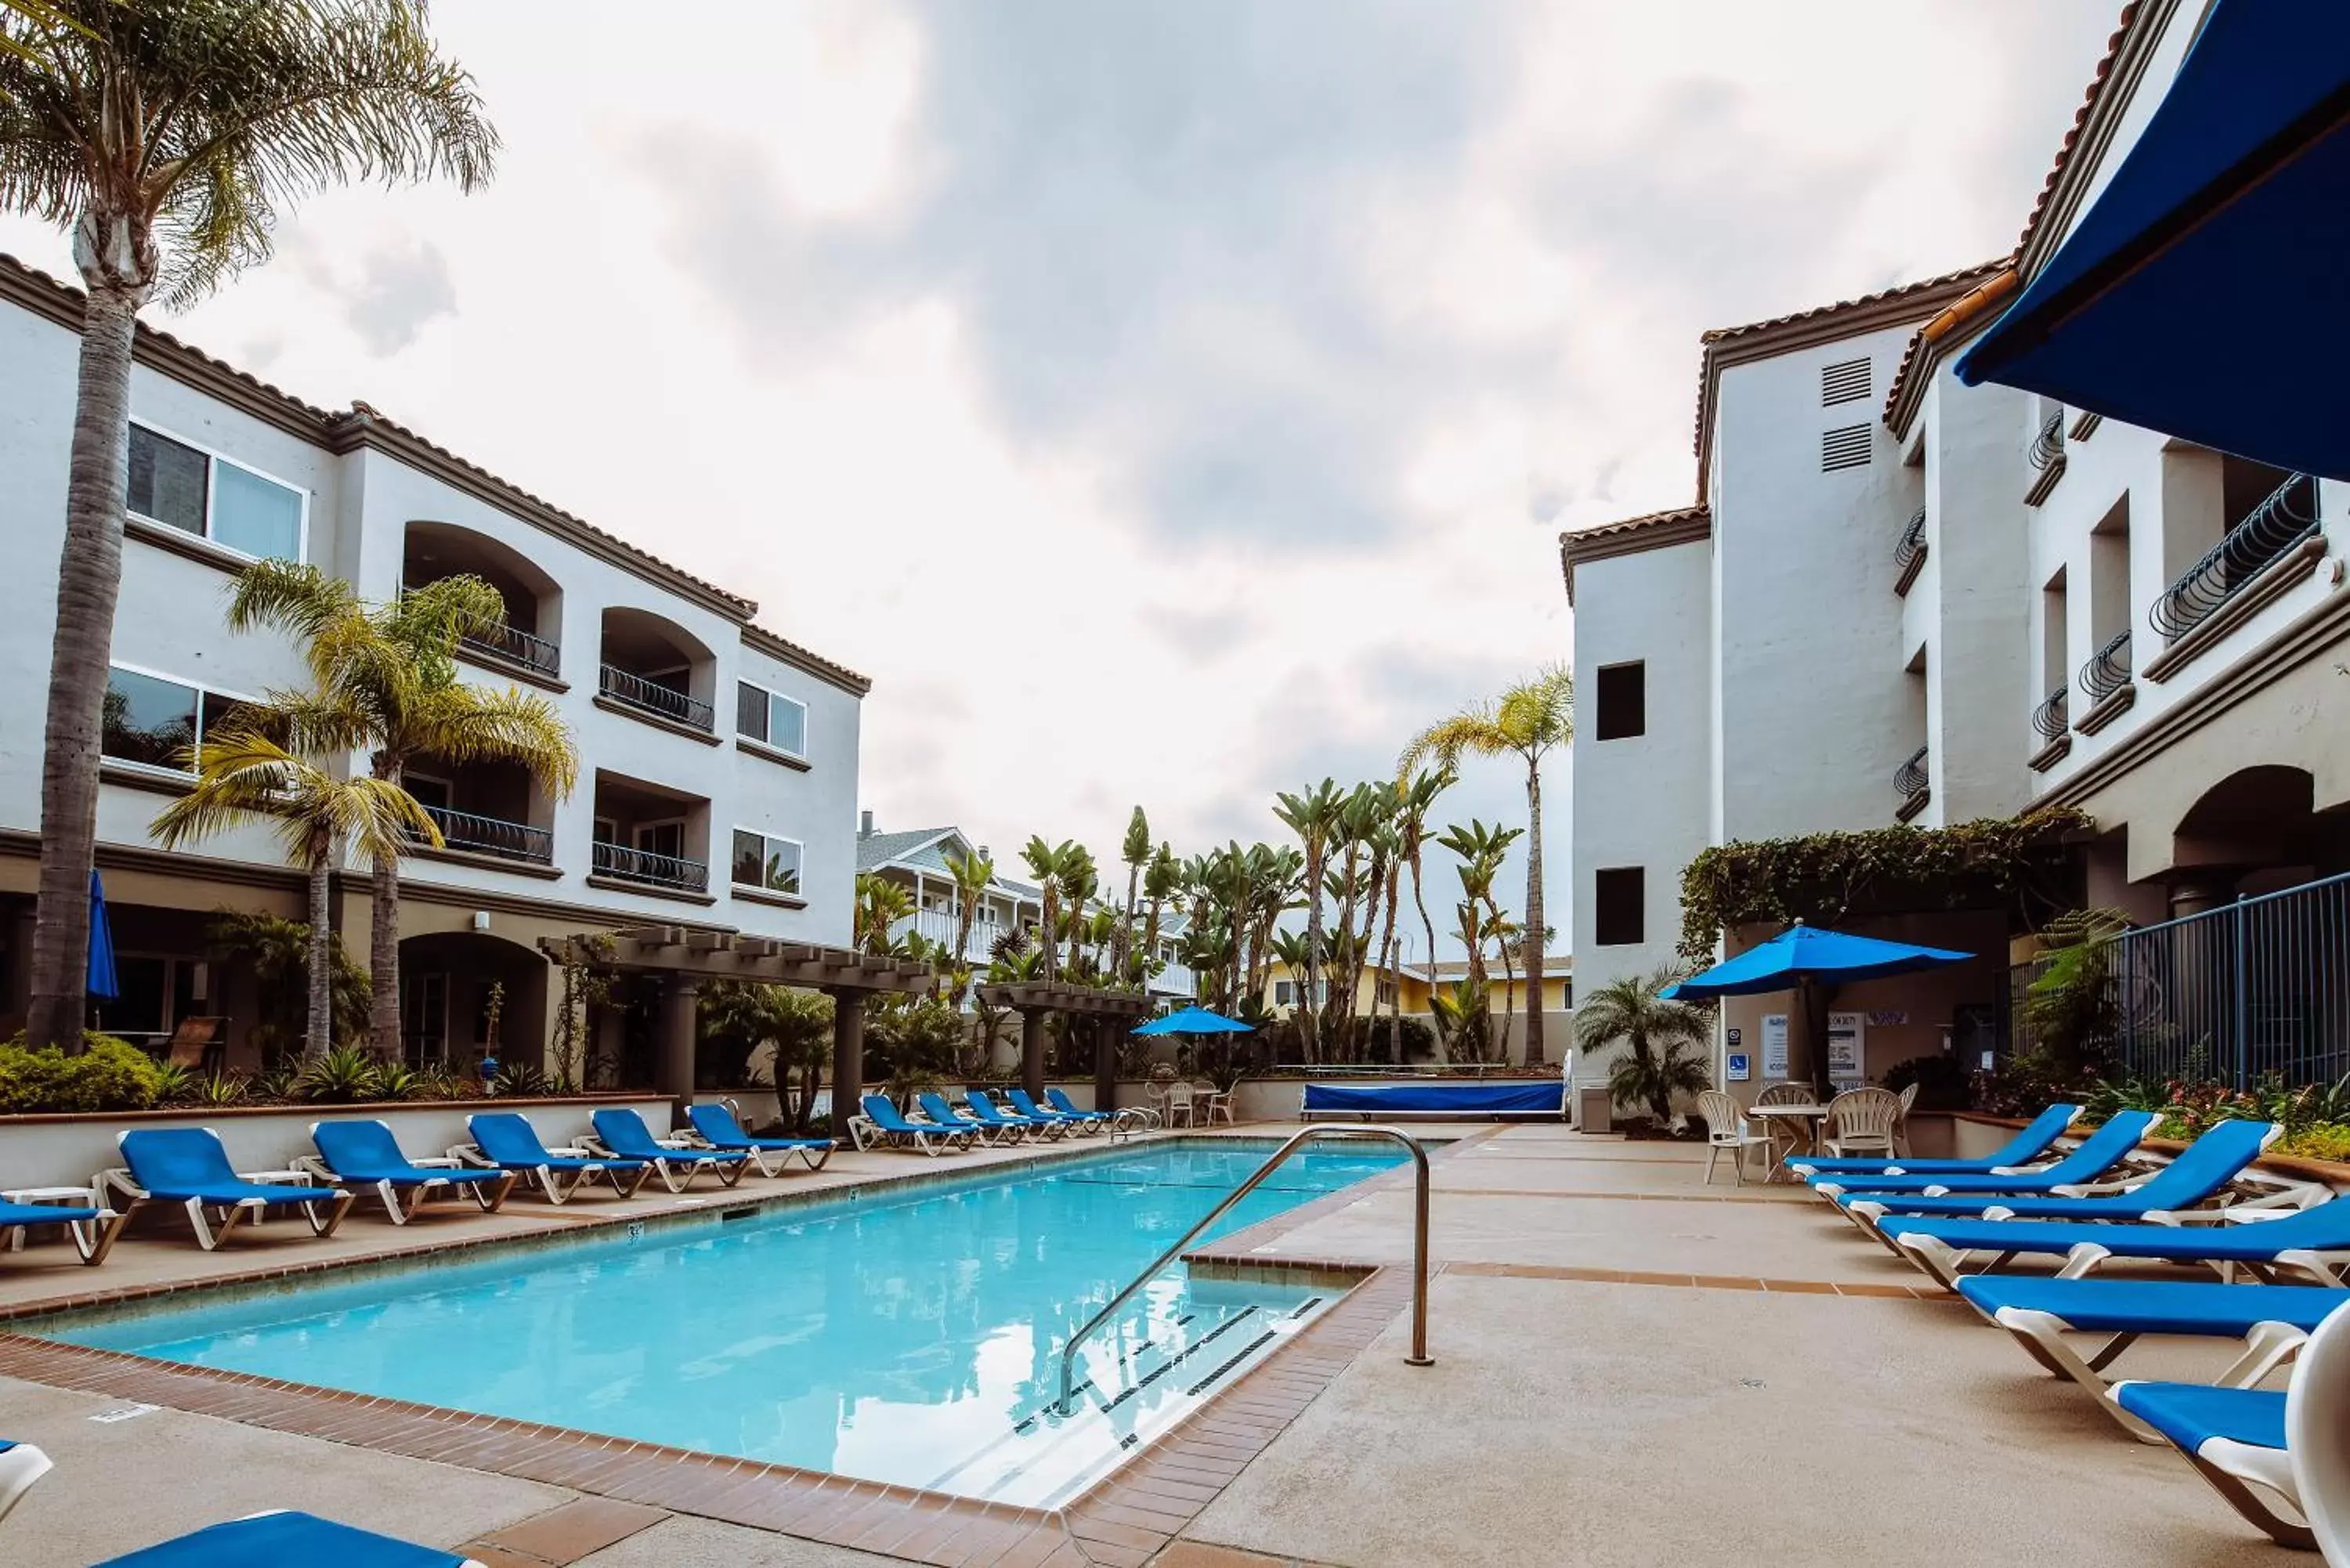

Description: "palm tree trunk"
27 287 142 1052
306 830 334 1061
1301 850 1323 1064
1411 853 1441 1064
1524 761 1547 1066
368 754 404 1057
1496 919 1516 1066
1376 870 1401 1063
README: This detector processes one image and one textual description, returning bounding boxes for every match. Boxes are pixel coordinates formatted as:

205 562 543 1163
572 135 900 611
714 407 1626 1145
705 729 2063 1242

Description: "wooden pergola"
540 927 937 1111
976 982 1154 1108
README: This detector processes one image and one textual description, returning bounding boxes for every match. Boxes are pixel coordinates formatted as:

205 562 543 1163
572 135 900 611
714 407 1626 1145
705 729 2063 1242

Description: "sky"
1 0 2124 959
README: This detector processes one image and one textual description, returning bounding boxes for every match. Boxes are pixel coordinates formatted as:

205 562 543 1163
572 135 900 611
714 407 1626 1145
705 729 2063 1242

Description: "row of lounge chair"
849 1087 1128 1154
1788 1103 2350 1550
0 1103 834 1261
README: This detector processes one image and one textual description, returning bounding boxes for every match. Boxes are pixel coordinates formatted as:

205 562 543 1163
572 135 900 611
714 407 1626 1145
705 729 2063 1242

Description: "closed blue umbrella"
86 869 118 1002
1956 0 2350 479
1132 1005 1254 1037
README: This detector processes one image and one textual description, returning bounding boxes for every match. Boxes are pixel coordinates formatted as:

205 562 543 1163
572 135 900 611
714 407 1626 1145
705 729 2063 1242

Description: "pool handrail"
1055 1123 1432 1415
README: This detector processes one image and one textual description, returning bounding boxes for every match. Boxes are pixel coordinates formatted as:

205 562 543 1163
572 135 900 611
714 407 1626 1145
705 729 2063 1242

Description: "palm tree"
149 723 430 1060
3 0 495 1050
1140 844 1178 988
1020 837 1077 983
1117 806 1150 981
1400 666 1572 1064
854 873 915 956
1271 779 1342 1061
942 845 993 981
1391 767 1453 1046
1579 967 1713 1124
1056 845 1097 978
226 562 576 1057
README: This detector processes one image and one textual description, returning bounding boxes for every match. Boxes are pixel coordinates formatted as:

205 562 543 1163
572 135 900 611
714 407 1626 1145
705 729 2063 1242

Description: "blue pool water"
48 1140 1408 1502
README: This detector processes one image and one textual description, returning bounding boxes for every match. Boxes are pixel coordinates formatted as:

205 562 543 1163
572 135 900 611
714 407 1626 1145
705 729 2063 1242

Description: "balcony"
2028 684 2071 772
591 840 709 894
1894 745 1929 822
598 664 714 732
2075 630 2136 734
1893 506 1928 596
890 908 1007 965
418 804 552 865
2145 474 2323 680
403 522 562 686
2025 411 2066 506
462 623 561 681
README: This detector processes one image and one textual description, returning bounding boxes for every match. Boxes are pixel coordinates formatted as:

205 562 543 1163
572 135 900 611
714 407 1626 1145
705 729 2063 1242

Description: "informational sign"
1828 1011 1866 1078
1762 1014 1789 1079
1726 1053 1751 1082
1726 1027 1743 1046
1865 1010 1907 1028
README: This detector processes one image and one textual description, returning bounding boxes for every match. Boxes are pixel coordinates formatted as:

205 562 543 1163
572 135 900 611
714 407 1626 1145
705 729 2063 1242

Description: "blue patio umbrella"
1664 923 1972 1093
86 869 118 1002
1955 0 2350 479
1132 1005 1254 1036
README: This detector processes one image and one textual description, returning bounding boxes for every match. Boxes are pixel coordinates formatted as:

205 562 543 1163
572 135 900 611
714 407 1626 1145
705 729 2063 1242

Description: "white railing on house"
889 908 1007 964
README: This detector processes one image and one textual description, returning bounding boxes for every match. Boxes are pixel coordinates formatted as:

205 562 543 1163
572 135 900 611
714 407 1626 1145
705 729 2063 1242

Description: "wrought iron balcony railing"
2149 473 2321 642
461 623 561 679
2031 684 2070 741
1894 506 1928 591
2028 411 2065 471
2080 629 2132 705
1894 744 1929 803
598 665 715 732
415 805 553 864
592 840 709 894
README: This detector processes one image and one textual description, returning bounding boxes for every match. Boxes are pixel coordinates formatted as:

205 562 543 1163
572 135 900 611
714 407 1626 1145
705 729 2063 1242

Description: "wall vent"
1821 424 1874 471
1820 356 1872 406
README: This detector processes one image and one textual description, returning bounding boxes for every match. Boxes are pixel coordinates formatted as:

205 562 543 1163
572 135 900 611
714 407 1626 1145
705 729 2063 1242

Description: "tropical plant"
1401 666 1571 1064
225 562 577 1054
3 0 496 1050
204 909 371 1063
193 1070 248 1107
1579 966 1712 1123
853 872 916 956
295 1044 383 1104
1435 818 1520 1057
2023 908 2131 1082
0 1030 161 1110
942 844 993 983
1140 843 1179 988
1271 779 1343 1060
148 1060 196 1103
1116 806 1150 980
699 982 832 1129
1055 844 1098 976
1430 977 1489 1061
1020 837 1079 982
151 721 431 1059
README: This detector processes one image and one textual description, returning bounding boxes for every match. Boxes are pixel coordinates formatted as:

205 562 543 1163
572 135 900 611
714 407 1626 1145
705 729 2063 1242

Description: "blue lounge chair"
2107 1382 2308 1549
306 1120 515 1223
1787 1103 2081 1180
1045 1086 1120 1129
1845 1118 2280 1235
854 1093 974 1155
94 1509 486 1566
587 1107 747 1192
685 1102 834 1175
459 1113 651 1204
919 1091 1011 1146
966 1088 1064 1141
1817 1111 2158 1212
0 1439 49 1526
1881 1190 2350 1292
114 1128 354 1251
1955 1276 2348 1431
1007 1088 1096 1134
0 1189 125 1267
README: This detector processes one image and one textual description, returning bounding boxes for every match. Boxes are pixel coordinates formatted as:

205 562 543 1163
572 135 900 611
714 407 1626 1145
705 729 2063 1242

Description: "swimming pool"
44 1138 1408 1505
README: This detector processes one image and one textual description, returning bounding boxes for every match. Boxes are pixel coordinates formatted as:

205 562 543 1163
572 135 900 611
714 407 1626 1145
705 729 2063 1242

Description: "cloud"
285 233 459 354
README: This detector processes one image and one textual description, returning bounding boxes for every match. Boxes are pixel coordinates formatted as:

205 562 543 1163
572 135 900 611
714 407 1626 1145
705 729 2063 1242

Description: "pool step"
933 1293 1328 1508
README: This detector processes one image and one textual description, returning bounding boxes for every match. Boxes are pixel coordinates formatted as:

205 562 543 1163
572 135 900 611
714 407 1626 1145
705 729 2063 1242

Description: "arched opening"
2170 764 2319 912
402 521 564 679
396 930 549 1074
598 607 717 732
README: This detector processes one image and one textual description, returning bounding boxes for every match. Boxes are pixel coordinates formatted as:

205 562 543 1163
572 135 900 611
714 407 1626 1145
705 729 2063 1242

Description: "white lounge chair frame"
0 1440 52 1526
100 1135 355 1252
2104 1385 2312 1548
293 1135 515 1226
0 1186 127 1265
447 1142 653 1204
1983 1302 2310 1443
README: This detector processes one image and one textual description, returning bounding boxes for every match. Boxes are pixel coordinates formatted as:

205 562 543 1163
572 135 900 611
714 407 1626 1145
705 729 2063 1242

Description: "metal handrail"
2149 472 2319 641
2028 411 2065 471
2080 629 2132 704
598 664 715 732
2031 683 2070 740
1055 1124 1431 1414
1893 744 1929 802
418 804 552 863
462 623 561 679
591 839 709 893
1893 506 1928 588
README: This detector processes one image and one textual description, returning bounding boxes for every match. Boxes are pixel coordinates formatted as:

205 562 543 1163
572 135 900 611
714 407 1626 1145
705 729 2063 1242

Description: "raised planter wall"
0 1095 674 1194
1949 1111 2350 1191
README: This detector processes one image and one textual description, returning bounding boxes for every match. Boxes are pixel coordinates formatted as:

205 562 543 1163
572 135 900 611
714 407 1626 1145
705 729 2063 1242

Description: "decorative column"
1021 1006 1049 1100
1094 1014 1119 1111
656 977 700 1115
830 989 866 1121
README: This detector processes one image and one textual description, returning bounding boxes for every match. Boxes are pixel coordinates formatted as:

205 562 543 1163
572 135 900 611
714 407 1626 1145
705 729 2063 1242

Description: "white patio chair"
1823 1087 1903 1158
1697 1090 1772 1187
1893 1080 1921 1157
1162 1082 1195 1128
1753 1082 1815 1167
1195 1082 1235 1126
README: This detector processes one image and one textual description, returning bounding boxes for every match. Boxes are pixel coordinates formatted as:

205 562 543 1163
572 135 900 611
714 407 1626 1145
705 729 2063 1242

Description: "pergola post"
831 989 866 1118
656 977 700 1115
1020 1006 1048 1100
1094 1015 1119 1111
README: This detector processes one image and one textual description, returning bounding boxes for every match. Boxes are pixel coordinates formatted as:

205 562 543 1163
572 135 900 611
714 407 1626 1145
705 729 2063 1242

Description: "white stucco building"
1564 0 2350 1104
0 253 869 1075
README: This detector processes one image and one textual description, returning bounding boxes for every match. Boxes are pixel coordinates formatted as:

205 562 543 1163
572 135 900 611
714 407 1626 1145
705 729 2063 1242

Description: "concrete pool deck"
0 1122 2311 1566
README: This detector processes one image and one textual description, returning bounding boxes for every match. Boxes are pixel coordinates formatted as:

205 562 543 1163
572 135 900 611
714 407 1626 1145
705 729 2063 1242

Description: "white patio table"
1744 1102 1832 1181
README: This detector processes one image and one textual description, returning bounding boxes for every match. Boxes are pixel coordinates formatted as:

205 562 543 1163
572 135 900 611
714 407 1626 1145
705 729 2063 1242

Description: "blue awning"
1955 0 2350 480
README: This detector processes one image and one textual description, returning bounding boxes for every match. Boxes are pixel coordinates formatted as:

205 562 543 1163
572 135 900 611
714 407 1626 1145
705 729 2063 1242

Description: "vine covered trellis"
1678 807 2093 960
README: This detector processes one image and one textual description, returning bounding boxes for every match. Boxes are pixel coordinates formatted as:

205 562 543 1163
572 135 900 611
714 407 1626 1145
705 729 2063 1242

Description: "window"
1593 661 1646 740
127 424 305 561
1274 980 1296 1006
736 681 808 757
101 666 251 771
1593 867 1644 947
634 820 686 862
732 828 803 894
1376 977 1398 1006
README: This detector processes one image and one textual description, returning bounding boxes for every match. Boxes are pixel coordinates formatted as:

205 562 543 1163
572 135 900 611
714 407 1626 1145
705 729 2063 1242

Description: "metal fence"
2009 871 2350 1087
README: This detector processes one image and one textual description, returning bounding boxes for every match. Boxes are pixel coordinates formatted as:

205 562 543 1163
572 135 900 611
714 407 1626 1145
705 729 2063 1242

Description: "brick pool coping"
0 1123 1509 1566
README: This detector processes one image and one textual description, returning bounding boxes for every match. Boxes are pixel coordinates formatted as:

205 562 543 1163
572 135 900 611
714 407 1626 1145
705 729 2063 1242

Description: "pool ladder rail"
1055 1124 1433 1415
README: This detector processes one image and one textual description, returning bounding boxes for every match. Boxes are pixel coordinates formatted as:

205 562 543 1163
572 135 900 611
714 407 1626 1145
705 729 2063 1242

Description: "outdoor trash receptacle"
1577 1086 1611 1133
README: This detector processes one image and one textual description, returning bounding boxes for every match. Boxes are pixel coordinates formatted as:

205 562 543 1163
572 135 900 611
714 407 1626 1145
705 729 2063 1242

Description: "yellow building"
1258 956 1571 1018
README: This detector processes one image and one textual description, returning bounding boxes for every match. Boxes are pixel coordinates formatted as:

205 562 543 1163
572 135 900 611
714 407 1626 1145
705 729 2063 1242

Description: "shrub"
1881 1053 1972 1111
295 1045 383 1104
2280 1123 2350 1164
0 1032 167 1112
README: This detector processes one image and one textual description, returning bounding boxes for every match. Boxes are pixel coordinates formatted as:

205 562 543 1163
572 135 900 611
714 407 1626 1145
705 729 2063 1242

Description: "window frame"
125 419 310 565
735 678 810 763
1593 866 1646 948
1593 660 1647 742
731 826 805 897
100 661 264 780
